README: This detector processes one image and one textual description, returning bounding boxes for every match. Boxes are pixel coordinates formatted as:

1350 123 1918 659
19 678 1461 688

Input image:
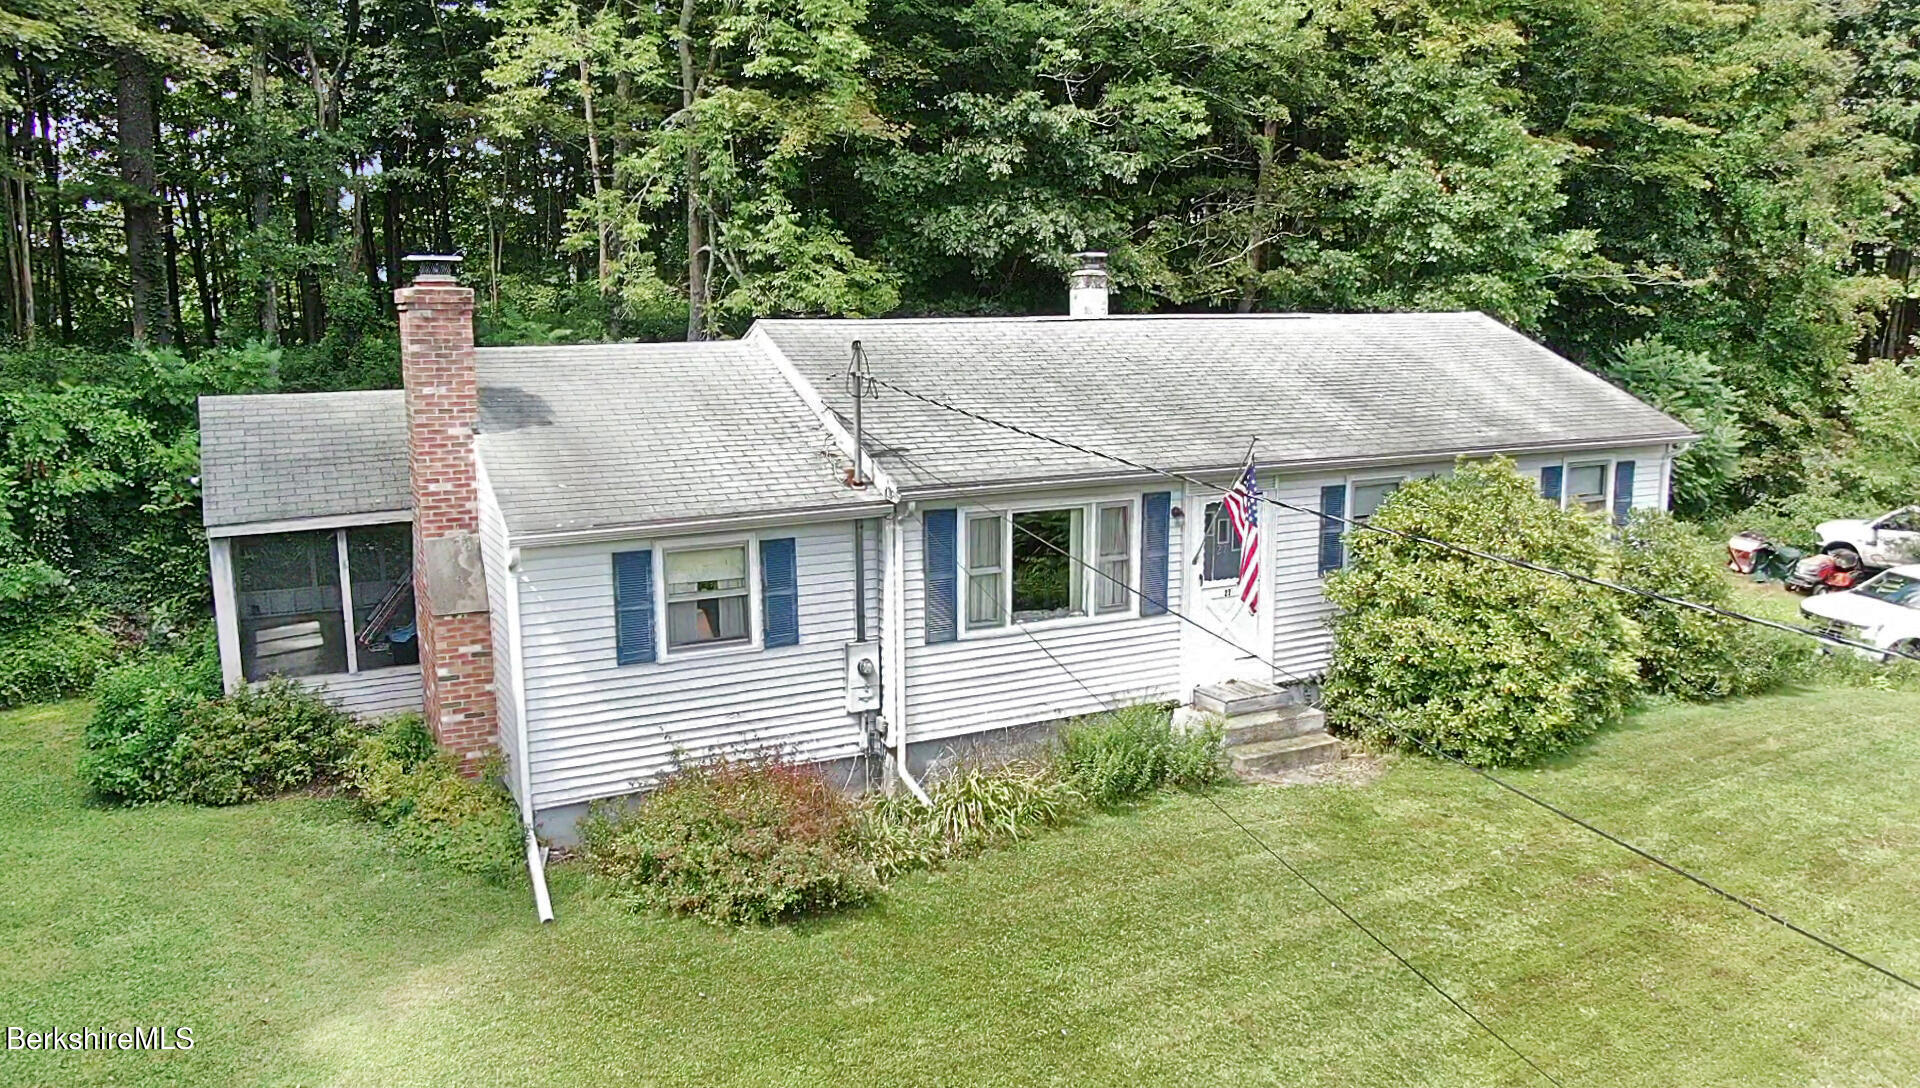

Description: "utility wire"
877 442 1563 1085
862 377 1920 994
867 375 1920 665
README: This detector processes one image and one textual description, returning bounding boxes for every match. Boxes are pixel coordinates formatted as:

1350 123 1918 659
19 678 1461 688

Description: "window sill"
658 638 765 663
956 609 1148 642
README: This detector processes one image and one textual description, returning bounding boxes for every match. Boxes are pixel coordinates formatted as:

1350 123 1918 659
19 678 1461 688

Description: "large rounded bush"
1322 458 1641 766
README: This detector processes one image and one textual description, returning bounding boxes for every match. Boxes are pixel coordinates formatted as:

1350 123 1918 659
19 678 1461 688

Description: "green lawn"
2 689 1917 1087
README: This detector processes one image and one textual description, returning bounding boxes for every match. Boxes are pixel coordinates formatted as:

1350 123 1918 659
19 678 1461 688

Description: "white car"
1816 506 1920 570
1800 563 1920 661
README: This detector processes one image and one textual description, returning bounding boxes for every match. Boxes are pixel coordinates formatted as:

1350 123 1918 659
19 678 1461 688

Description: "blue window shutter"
1142 491 1171 616
1540 465 1563 503
1612 461 1636 526
612 550 655 665
923 509 957 644
761 537 799 648
1318 485 1347 574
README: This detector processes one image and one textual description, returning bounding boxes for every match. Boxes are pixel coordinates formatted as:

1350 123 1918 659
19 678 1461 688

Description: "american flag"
1220 461 1262 613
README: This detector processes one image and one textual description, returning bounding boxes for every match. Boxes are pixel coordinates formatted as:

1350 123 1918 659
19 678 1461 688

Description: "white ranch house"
197 259 1694 844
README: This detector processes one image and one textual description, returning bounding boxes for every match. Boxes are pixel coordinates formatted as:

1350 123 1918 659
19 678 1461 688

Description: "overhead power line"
876 441 1565 1085
867 375 1920 665
862 377 1920 995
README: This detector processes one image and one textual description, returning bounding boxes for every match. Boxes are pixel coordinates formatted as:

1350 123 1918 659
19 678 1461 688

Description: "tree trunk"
0 113 30 342
1236 117 1280 315
294 185 324 342
678 0 706 341
249 27 279 344
381 148 402 313
117 51 172 345
181 161 219 342
38 102 70 342
155 108 186 346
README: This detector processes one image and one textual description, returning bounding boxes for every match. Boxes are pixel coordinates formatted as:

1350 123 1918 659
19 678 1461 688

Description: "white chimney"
1069 251 1109 317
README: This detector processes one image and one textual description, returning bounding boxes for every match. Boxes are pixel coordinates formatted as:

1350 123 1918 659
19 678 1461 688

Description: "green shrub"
82 641 362 806
1617 510 1804 700
167 680 362 806
1322 458 1642 766
1057 704 1225 806
579 757 877 925
344 716 525 882
0 606 115 708
80 640 223 803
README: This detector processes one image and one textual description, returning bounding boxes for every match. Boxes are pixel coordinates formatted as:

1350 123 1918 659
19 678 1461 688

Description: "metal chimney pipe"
1069 251 1109 317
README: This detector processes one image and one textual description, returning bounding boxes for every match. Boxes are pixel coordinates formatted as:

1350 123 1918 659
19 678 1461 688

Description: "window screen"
347 523 417 669
1350 479 1403 524
234 530 348 680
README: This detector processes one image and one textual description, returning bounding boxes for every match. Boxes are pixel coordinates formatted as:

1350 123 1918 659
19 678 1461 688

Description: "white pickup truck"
1800 564 1920 661
1816 506 1920 571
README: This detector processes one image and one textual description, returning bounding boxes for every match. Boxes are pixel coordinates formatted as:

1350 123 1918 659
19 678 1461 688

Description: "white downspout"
882 506 931 805
507 547 554 923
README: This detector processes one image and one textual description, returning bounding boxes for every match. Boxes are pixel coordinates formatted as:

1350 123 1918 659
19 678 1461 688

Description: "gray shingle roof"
757 312 1695 490
474 342 880 537
199 390 409 529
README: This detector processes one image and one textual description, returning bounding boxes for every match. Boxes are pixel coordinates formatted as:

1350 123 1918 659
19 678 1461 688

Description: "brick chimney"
395 255 496 772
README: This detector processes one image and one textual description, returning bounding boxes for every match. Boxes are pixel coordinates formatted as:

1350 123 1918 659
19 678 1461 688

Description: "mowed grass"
2 689 1917 1087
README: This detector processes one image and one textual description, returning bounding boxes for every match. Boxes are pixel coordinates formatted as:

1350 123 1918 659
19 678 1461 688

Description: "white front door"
1180 484 1270 695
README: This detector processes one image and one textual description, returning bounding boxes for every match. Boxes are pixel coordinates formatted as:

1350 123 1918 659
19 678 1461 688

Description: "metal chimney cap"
1072 250 1109 269
403 254 463 282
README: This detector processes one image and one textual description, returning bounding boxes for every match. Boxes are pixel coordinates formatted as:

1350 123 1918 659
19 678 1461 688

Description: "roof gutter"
893 431 1702 500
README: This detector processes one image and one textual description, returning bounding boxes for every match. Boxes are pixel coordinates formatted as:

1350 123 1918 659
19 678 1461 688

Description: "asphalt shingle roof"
758 313 1695 491
199 390 409 529
474 342 879 537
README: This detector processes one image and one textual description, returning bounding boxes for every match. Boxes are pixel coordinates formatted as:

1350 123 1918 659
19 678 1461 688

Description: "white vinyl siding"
904 486 1181 745
292 667 422 717
477 466 523 808
515 519 874 810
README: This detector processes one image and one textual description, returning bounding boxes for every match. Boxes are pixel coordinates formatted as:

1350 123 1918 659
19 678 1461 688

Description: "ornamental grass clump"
579 756 878 926
1323 457 1641 766
856 758 1082 882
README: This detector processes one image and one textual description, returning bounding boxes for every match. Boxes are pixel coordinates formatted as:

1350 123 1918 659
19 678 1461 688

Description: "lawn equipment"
1727 531 1803 583
1784 549 1864 595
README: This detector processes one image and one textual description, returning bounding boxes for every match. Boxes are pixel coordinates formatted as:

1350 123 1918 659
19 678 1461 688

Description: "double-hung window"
1566 462 1610 513
965 515 1005 630
963 501 1131 631
1350 478 1404 526
663 544 751 648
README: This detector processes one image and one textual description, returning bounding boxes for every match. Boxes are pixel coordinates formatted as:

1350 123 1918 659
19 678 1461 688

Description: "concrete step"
1222 705 1325 747
1192 678 1293 717
1230 732 1345 776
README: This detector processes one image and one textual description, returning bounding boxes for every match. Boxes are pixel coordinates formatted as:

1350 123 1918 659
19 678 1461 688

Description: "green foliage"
344 716 526 883
857 758 1083 881
0 606 115 709
1606 338 1746 516
579 757 878 925
1322 458 1642 766
1617 511 1803 701
166 681 363 807
81 639 361 807
79 638 224 804
1056 704 1225 806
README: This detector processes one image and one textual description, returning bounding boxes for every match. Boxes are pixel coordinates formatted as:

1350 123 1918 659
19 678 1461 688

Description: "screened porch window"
234 524 416 682
664 545 750 648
